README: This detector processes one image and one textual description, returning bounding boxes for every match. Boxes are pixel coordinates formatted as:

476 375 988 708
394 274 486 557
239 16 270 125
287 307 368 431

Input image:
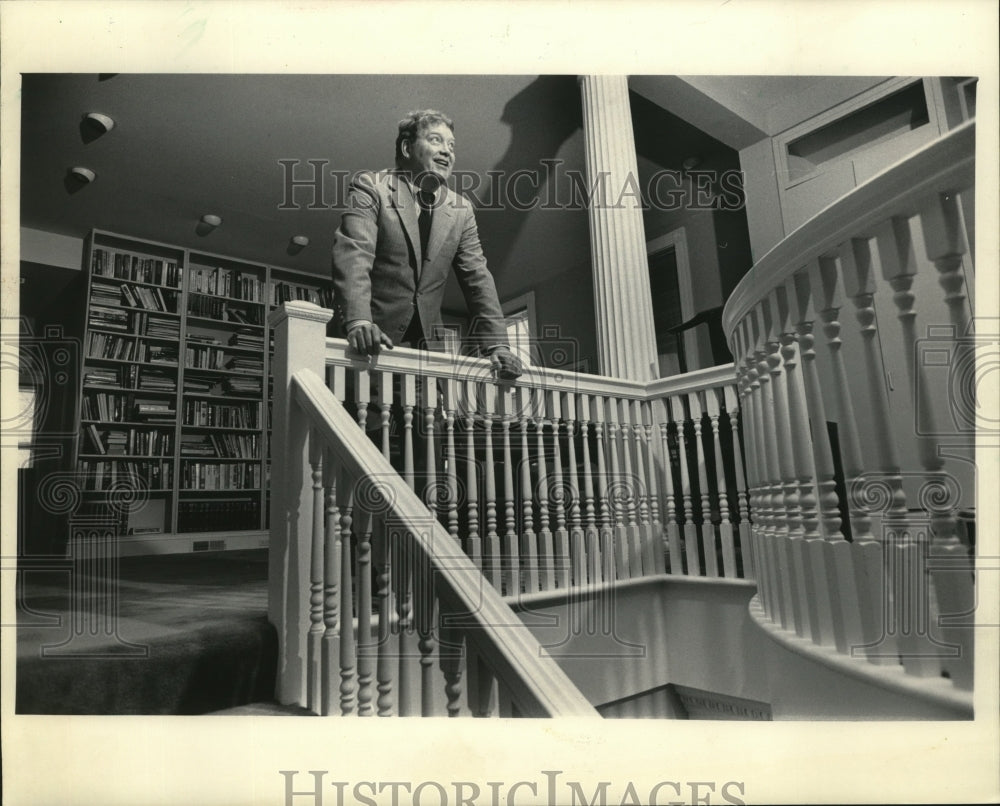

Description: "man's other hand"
490 346 523 382
347 322 394 355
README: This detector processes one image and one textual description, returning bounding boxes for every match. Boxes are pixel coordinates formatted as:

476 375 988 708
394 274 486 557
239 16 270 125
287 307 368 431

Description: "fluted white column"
579 75 659 382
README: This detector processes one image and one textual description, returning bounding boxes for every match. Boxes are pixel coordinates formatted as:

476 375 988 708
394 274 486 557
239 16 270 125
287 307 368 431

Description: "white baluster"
374 523 394 716
592 395 616 583
687 391 718 578
422 375 439 519
705 388 737 578
669 395 699 576
355 488 375 717
396 373 417 716
547 389 571 589
499 389 519 597
376 371 393 460
619 398 643 576
563 391 586 586
631 398 655 576
517 385 539 594
337 464 356 715
579 393 602 584
656 398 683 574
463 379 482 570
641 398 666 574
321 446 341 716
534 392 555 592
606 399 631 579
442 378 460 543
307 430 325 714
742 317 778 619
919 191 972 339
722 384 754 580
414 543 437 716
481 384 501 591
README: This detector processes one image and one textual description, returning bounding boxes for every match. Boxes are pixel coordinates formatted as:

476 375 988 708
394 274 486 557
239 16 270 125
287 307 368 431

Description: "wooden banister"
291 368 599 717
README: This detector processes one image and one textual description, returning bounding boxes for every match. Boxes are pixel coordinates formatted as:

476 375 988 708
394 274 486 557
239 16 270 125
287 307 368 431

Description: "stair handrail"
290 367 599 716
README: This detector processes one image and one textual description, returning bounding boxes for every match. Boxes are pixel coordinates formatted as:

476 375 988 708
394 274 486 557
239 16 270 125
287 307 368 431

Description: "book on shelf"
270 280 334 308
182 399 262 428
185 345 227 369
181 461 261 491
88 304 131 331
178 499 260 533
190 266 264 303
83 368 121 387
85 424 106 454
138 367 176 392
76 458 175 491
87 332 137 361
139 313 181 339
223 376 262 396
228 331 265 349
91 248 182 287
144 344 179 364
224 356 263 374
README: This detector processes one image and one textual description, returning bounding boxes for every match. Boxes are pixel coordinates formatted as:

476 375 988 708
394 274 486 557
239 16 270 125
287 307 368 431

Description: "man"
331 109 523 381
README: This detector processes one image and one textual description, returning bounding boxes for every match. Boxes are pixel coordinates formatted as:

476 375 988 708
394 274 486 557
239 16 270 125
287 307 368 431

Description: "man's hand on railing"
347 320 394 356
489 345 523 382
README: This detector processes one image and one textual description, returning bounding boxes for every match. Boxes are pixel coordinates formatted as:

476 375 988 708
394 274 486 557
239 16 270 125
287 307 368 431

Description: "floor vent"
193 539 227 552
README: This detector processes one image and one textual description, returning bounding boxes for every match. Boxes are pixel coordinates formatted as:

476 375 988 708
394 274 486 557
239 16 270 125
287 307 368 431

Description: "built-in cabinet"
73 229 333 554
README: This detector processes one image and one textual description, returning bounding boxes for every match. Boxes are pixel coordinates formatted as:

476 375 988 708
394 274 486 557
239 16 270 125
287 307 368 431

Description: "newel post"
268 301 333 705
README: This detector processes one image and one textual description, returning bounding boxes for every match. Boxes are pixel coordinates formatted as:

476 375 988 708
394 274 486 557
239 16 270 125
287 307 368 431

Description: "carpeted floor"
15 549 278 715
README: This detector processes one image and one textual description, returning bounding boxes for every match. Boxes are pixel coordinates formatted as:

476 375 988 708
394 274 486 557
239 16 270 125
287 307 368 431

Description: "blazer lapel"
388 174 423 268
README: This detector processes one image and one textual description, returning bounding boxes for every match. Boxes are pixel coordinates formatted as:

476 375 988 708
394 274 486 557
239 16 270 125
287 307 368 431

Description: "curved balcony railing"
722 121 976 701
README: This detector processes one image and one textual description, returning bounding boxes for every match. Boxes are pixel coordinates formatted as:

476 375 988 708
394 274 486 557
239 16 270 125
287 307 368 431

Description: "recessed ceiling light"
70 166 96 183
84 112 116 133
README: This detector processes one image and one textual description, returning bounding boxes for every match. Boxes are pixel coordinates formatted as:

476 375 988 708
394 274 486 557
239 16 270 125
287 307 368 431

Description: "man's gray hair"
395 109 455 165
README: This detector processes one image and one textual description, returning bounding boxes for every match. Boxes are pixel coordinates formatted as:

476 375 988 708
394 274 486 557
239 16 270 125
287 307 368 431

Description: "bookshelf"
74 230 333 555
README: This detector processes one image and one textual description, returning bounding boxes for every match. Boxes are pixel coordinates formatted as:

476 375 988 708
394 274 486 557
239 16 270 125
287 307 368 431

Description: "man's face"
401 121 455 186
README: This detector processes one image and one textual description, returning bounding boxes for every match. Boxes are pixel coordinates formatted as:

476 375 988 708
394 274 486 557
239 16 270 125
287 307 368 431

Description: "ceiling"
18 74 810 309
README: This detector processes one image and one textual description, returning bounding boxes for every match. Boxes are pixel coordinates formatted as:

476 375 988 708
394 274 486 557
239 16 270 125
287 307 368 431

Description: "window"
501 291 537 367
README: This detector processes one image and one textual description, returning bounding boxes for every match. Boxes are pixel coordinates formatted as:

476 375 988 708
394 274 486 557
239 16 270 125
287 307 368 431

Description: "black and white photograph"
2 2 997 805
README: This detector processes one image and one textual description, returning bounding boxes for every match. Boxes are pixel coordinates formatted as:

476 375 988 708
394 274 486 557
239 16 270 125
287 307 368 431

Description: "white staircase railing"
268 302 756 714
722 121 976 696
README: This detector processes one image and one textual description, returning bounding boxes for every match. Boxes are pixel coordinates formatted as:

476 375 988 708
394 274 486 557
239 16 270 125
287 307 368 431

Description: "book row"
182 399 263 428
271 280 335 308
83 365 176 393
189 266 265 302
87 332 178 364
93 280 178 313
184 345 263 374
91 248 182 288
82 392 176 423
187 295 265 325
180 462 262 491
84 424 174 457
76 459 174 491
180 433 260 459
182 375 263 396
177 500 261 533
